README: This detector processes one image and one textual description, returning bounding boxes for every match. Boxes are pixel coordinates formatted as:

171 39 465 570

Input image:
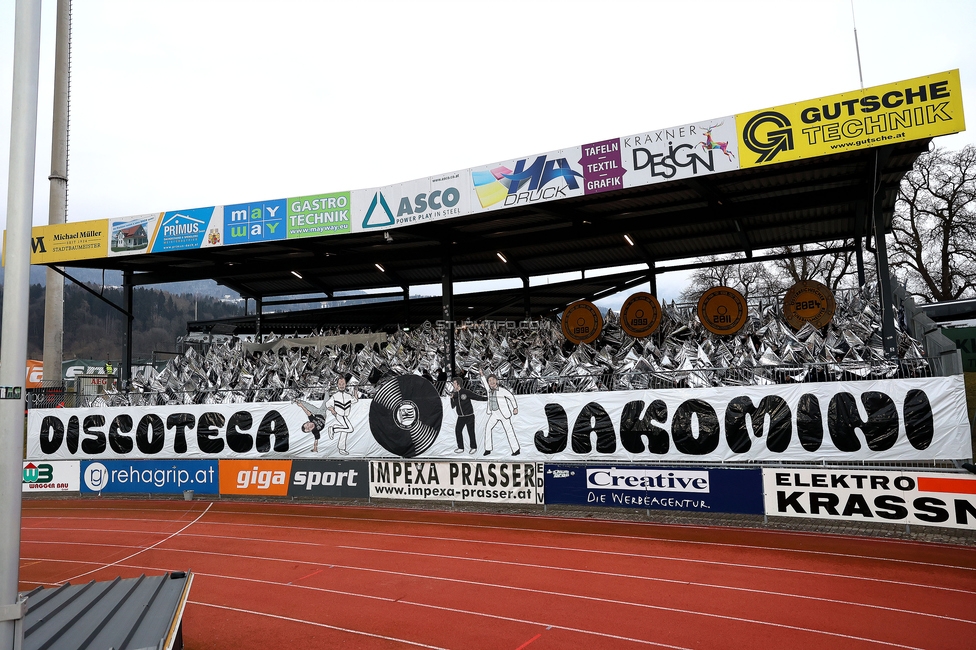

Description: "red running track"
18 499 976 649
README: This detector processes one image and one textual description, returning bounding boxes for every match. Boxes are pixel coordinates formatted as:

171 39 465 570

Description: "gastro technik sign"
763 468 976 530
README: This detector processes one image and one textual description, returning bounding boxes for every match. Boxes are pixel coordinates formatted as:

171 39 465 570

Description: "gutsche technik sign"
18 70 963 264
26 376 971 463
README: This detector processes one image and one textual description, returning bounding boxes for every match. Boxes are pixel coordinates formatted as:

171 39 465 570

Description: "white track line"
338 544 976 625
23 528 976 615
24 509 976 573
23 522 975 596
58 502 212 583
143 562 916 649
189 601 452 649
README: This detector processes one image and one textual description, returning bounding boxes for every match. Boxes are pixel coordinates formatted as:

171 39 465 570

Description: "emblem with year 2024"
697 286 748 335
782 280 836 330
620 292 662 338
561 300 603 344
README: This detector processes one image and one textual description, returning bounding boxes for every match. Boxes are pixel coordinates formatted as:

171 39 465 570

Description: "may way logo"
473 155 583 208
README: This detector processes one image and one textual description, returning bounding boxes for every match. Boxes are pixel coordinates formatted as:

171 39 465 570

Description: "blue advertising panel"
81 460 219 494
150 207 220 252
544 464 763 514
224 199 287 245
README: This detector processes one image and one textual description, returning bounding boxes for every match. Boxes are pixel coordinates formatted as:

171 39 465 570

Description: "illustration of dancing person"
450 378 487 454
293 398 328 453
478 368 520 456
326 374 358 456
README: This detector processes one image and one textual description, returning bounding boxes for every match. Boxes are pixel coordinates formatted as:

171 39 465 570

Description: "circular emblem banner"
620 292 662 338
783 280 836 330
561 300 603 344
369 375 443 458
698 286 748 335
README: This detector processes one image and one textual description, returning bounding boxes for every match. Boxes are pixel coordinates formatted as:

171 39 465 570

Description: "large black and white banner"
27 375 971 463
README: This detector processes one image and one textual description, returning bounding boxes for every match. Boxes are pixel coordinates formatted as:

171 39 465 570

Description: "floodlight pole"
0 2 42 649
43 0 70 384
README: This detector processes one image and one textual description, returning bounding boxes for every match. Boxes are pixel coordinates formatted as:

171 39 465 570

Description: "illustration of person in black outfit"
449 378 487 454
294 398 328 453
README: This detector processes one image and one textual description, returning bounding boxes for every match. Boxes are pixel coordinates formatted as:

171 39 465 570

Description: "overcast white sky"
1 0 974 302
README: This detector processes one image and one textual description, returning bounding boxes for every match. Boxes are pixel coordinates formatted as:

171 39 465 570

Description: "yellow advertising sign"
737 70 965 168
28 220 109 264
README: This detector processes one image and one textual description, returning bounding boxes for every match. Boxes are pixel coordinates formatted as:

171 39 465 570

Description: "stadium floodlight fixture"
375 263 386 272
496 252 508 263
624 234 635 246
290 270 303 279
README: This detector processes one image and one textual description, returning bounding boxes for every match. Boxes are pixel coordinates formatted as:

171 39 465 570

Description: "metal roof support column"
523 277 530 320
255 297 262 340
870 151 898 358
121 271 134 388
441 252 456 377
649 259 657 296
403 287 410 329
855 237 866 287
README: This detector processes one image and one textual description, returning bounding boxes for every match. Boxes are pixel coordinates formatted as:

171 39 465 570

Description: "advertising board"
370 460 543 504
288 460 368 498
23 460 79 493
80 459 218 494
737 70 964 168
544 464 763 514
763 468 976 530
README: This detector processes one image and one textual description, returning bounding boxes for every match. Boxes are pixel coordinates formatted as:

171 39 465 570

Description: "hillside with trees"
0 283 244 360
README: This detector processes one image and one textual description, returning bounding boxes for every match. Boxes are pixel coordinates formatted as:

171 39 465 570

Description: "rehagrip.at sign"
762 468 976 530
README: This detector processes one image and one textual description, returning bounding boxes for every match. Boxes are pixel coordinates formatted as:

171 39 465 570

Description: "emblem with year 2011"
697 286 748 335
561 300 603 344
619 292 662 338
782 280 836 330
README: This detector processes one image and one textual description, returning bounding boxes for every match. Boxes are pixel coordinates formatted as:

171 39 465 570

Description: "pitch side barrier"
30 459 976 533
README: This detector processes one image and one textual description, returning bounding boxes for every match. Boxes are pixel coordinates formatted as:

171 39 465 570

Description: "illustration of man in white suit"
479 368 520 456
326 375 358 456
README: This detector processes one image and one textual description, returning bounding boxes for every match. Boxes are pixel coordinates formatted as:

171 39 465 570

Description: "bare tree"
679 257 782 302
768 240 874 292
889 145 976 302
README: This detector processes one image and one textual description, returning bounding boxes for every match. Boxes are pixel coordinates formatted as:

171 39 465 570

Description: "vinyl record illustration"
369 374 443 457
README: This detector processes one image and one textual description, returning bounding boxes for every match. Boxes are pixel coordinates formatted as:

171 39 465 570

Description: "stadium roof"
61 140 929 303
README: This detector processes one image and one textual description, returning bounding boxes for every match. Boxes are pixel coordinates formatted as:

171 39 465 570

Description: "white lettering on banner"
762 469 976 530
587 468 709 492
25 376 971 463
